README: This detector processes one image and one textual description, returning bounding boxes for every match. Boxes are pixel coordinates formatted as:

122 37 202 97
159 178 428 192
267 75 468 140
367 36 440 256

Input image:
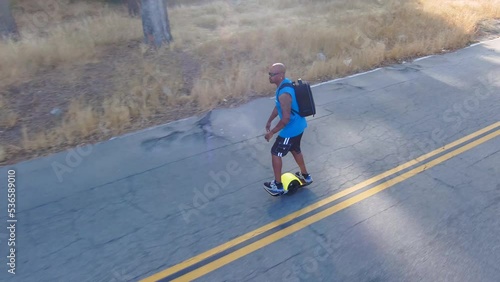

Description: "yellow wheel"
282 172 302 194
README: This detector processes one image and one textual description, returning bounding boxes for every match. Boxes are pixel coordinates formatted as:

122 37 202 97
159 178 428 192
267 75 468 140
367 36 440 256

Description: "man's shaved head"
268 62 287 85
271 63 286 74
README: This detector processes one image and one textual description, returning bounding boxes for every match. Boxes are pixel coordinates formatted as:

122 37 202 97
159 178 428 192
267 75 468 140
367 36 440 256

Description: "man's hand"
265 131 274 142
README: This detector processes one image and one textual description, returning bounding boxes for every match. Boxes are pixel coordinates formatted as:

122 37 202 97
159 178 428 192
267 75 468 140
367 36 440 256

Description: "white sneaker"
263 180 285 195
295 172 313 185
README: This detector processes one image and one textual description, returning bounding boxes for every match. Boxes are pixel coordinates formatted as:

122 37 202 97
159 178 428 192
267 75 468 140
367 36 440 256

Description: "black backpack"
278 79 316 117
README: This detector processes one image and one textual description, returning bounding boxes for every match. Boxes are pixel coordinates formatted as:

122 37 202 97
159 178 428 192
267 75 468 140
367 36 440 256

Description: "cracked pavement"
1 38 500 281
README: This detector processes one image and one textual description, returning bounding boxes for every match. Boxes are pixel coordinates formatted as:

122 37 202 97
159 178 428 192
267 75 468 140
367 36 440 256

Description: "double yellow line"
142 121 500 282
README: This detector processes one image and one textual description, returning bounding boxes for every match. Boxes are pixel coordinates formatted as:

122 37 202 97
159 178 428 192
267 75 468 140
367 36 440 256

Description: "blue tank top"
275 78 307 138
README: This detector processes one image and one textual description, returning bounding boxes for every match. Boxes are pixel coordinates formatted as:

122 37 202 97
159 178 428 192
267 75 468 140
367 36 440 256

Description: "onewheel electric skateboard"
263 172 310 197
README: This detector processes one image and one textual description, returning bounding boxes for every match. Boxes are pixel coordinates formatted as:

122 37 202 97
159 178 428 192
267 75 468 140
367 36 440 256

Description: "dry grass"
0 94 19 129
2 0 500 164
168 0 500 87
17 51 193 151
1 2 141 86
0 145 5 163
21 102 97 152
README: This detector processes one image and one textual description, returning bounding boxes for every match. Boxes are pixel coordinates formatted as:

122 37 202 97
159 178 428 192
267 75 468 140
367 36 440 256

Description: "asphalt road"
0 38 499 282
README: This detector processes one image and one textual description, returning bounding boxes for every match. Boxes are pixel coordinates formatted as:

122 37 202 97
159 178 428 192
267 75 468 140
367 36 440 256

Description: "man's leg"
272 154 282 183
264 137 288 194
269 135 292 186
290 133 308 175
291 150 308 175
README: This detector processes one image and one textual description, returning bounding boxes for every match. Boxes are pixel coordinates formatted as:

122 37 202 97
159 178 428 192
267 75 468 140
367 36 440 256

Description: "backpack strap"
278 82 299 115
278 82 293 92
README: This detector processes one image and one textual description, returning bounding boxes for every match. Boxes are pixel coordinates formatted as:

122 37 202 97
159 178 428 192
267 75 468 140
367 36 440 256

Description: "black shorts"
271 133 303 157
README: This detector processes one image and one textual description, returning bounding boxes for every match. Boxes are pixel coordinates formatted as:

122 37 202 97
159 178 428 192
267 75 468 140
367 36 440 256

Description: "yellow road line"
141 121 499 282
173 129 500 281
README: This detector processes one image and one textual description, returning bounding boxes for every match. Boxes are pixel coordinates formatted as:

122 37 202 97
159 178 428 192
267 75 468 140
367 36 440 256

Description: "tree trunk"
141 0 173 47
126 0 141 17
0 0 19 40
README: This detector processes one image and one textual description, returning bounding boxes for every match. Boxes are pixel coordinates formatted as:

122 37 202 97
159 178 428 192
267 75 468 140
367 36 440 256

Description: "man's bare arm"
270 93 292 134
